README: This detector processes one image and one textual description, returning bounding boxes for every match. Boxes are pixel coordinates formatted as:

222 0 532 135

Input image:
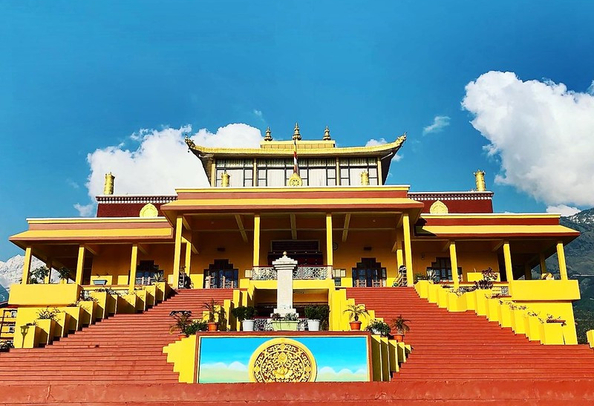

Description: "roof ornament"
103 173 115 195
474 170 486 192
323 126 331 141
264 127 273 141
292 123 302 141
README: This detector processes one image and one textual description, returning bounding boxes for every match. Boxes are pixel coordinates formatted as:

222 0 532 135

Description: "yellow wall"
191 231 252 289
91 245 133 284
412 249 499 282
334 230 397 287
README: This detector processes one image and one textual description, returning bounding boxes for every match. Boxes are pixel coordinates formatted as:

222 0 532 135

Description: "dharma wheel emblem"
248 338 317 382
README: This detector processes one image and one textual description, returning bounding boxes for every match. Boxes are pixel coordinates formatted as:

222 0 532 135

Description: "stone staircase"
345 287 594 380
0 289 234 385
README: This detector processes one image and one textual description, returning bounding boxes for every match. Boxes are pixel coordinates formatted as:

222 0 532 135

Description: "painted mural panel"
198 335 370 383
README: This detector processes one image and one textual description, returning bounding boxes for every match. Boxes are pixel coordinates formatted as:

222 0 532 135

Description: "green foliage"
184 320 207 335
343 304 368 322
30 266 50 284
231 306 256 321
37 307 60 320
304 305 329 321
56 267 71 281
366 319 391 336
391 315 411 334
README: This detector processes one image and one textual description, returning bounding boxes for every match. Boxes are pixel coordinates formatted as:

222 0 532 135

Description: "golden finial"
103 173 115 195
323 126 331 141
264 127 272 141
474 170 486 191
293 122 301 141
360 171 370 186
221 171 230 187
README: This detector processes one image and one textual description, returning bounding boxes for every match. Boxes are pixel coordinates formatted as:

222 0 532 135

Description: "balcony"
250 266 331 280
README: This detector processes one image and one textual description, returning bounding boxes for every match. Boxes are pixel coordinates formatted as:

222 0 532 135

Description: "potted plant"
366 319 391 336
30 266 50 284
304 305 321 331
169 310 193 338
270 313 299 331
203 299 221 331
184 320 208 335
56 267 71 284
343 304 368 330
391 315 410 342
231 306 257 331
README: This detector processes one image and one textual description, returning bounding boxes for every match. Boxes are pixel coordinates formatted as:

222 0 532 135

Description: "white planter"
242 320 255 331
307 319 320 331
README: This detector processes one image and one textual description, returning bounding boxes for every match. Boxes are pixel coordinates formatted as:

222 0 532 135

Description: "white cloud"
422 115 450 135
365 138 387 147
365 138 402 162
253 109 263 118
74 203 95 217
546 205 581 217
74 123 263 214
316 366 368 382
588 81 594 95
66 179 80 189
462 71 594 208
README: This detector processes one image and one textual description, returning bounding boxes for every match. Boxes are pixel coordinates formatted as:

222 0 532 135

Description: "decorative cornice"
408 191 493 201
96 195 177 204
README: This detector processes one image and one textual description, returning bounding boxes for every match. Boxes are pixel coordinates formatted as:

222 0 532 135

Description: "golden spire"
293 123 301 141
103 173 115 195
323 126 331 141
264 127 272 141
474 170 486 191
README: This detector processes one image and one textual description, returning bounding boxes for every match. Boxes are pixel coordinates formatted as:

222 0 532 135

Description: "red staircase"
0 289 234 385
346 287 594 380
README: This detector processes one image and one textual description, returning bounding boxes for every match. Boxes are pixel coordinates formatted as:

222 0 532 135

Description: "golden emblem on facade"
248 338 317 382
429 200 449 214
288 172 303 187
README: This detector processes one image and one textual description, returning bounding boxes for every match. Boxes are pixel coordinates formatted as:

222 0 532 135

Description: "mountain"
0 255 44 302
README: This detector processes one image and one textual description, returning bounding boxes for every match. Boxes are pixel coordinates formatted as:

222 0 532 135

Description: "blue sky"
1 1 594 258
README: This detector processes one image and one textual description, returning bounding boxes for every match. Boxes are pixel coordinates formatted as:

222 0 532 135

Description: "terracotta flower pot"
207 322 218 332
349 321 362 331
394 334 404 342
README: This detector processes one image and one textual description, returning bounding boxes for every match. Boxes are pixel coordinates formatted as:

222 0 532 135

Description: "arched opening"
352 258 386 287
204 259 238 289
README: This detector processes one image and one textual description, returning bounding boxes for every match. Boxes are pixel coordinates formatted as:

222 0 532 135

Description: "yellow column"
396 232 404 268
449 241 459 289
539 253 547 276
22 246 32 285
556 242 568 280
172 215 183 288
184 238 192 277
44 259 52 284
402 213 414 286
503 241 513 282
75 245 85 285
129 244 138 294
326 213 333 279
253 214 260 267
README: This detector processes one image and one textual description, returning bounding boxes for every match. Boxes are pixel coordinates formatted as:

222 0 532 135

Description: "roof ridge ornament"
323 126 331 141
293 123 301 141
264 127 273 141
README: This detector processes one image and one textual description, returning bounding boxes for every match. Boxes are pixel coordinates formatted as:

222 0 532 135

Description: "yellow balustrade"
587 330 594 348
163 335 197 383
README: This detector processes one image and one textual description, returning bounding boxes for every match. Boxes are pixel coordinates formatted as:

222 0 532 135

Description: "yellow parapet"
587 330 594 348
509 280 580 301
8 284 81 306
163 335 198 383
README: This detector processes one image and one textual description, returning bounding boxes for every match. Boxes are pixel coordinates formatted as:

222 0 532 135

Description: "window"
426 258 462 282
204 259 238 289
257 159 292 187
339 158 379 186
352 258 387 287
216 159 254 187
135 261 164 285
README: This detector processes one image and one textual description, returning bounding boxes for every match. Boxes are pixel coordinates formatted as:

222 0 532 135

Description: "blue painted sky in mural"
198 336 369 383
